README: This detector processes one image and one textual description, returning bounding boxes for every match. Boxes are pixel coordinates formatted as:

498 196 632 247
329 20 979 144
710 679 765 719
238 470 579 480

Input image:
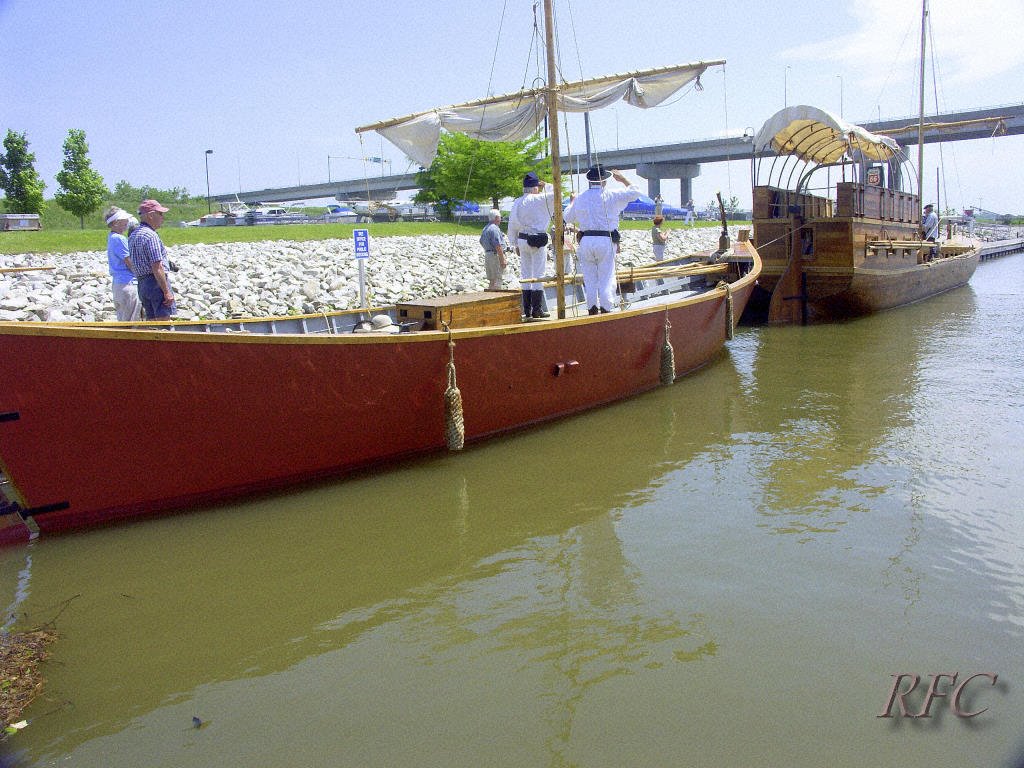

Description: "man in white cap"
103 206 141 321
508 171 556 319
129 198 176 319
479 209 508 292
563 165 640 314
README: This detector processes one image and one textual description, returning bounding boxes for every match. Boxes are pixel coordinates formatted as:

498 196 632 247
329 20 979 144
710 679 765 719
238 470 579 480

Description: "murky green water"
2 257 1024 767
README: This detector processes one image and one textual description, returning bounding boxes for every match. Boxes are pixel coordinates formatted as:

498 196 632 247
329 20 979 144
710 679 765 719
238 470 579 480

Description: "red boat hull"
0 260 755 544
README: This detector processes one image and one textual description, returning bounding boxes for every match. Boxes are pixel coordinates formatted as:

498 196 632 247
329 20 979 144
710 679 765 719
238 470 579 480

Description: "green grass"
0 217 732 256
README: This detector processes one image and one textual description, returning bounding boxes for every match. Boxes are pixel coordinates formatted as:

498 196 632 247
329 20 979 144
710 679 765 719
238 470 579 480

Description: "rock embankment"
0 228 736 322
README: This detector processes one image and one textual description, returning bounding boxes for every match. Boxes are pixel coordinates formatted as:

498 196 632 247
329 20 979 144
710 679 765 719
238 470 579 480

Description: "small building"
0 214 41 231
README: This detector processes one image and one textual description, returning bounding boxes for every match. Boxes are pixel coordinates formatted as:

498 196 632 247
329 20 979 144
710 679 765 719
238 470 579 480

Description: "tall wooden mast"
916 0 927 205
543 0 566 318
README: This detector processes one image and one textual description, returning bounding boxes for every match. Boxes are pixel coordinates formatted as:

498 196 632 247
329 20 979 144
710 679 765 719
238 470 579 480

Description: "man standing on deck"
921 202 939 257
508 172 556 319
479 209 508 291
129 199 176 319
563 165 640 314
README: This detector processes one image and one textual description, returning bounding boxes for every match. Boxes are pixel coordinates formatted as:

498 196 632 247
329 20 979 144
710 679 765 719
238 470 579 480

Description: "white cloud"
782 0 1024 95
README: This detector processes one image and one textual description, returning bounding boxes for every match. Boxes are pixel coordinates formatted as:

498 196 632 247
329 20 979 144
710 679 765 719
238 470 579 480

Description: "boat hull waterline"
750 245 979 322
0 247 757 544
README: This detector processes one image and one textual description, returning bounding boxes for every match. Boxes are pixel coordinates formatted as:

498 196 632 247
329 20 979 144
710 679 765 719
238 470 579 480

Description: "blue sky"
2 0 1022 213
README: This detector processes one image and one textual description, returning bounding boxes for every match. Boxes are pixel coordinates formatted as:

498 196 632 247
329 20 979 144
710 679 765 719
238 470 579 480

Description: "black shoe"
588 306 599 315
531 292 549 318
599 307 610 314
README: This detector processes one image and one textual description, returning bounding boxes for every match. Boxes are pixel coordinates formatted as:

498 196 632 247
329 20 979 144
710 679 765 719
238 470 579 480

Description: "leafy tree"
413 132 550 211
111 180 192 205
0 130 46 214
703 194 741 220
55 129 108 228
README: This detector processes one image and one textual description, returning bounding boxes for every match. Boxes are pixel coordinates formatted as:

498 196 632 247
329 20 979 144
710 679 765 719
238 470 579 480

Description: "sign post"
353 228 369 310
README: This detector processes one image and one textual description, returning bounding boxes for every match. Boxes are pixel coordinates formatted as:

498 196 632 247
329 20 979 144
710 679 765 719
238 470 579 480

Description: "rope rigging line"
439 0 513 294
926 17 958 214
720 64 734 204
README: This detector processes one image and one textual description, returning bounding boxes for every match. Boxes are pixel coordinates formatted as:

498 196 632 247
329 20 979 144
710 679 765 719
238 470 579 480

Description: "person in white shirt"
921 203 939 257
563 165 640 314
508 172 556 319
921 203 939 240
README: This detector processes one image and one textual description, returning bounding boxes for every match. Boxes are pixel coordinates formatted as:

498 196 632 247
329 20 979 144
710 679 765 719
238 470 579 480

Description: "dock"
977 238 1024 262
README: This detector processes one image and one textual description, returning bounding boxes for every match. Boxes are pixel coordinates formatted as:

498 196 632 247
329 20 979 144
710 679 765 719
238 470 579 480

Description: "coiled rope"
443 325 465 451
660 315 675 386
717 280 735 340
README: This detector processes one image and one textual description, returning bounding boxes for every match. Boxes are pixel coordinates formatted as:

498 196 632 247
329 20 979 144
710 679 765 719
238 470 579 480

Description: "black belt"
517 233 542 239
580 230 614 238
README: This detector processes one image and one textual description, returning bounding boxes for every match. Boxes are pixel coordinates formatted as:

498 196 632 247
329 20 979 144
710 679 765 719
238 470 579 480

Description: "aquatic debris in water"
0 628 57 735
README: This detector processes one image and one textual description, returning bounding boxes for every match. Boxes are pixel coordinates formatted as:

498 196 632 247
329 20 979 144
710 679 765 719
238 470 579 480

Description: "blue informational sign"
353 228 370 258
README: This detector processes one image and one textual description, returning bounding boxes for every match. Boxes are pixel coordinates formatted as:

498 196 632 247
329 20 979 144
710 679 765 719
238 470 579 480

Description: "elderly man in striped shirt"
128 199 176 319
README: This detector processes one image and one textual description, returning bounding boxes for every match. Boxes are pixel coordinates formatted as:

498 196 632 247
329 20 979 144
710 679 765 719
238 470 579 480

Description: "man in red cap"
129 199 176 319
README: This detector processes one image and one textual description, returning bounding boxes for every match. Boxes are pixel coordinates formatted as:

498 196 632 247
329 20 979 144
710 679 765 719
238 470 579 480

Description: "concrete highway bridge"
214 103 1024 206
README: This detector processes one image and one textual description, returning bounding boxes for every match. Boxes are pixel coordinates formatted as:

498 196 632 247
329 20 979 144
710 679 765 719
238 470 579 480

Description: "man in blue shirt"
479 209 508 292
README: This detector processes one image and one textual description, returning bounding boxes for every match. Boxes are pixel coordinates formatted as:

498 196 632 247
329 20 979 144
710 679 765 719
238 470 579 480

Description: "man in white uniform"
563 165 640 314
508 172 556 319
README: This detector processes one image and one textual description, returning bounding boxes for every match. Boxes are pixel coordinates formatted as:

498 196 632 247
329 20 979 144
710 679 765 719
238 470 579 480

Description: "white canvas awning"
357 61 723 167
754 105 901 164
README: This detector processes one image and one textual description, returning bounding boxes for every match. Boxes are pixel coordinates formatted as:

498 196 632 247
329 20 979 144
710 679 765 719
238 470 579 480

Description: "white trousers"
113 280 141 321
518 241 547 292
577 236 617 311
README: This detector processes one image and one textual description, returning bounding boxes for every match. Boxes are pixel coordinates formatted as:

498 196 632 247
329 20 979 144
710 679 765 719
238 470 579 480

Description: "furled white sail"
754 105 901 164
356 61 722 167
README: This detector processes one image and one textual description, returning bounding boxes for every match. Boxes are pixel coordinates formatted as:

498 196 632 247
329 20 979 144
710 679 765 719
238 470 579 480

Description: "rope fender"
443 327 465 451
660 315 675 386
716 280 735 340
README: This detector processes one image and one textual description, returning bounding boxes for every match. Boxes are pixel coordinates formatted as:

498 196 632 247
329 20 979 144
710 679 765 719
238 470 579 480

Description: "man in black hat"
563 165 640 314
508 171 556 319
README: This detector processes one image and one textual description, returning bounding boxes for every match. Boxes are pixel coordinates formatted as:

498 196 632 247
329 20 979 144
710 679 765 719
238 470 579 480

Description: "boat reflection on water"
739 314 924 536
0 350 747 760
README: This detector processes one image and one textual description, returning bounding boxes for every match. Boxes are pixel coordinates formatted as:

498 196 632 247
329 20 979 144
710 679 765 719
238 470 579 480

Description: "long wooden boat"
0 2 760 544
0 237 759 545
747 104 979 324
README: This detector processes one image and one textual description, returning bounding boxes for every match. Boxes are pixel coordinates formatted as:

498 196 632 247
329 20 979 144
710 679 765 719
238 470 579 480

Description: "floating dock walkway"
977 238 1024 262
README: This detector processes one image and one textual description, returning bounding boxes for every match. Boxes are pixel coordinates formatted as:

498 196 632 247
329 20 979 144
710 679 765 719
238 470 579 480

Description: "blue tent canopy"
624 195 656 215
623 195 687 218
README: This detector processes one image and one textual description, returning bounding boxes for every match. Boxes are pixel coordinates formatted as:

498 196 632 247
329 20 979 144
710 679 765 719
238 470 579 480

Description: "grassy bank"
0 219 731 256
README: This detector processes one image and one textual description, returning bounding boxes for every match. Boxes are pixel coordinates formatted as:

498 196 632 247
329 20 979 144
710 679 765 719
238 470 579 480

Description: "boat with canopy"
748 1 979 324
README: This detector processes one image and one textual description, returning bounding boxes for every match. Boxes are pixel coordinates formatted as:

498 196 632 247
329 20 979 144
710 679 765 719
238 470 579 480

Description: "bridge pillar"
636 162 701 207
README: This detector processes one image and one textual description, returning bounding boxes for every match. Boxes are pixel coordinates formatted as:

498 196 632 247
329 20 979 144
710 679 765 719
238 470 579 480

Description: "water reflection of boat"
0 353 745 757
740 286 978 532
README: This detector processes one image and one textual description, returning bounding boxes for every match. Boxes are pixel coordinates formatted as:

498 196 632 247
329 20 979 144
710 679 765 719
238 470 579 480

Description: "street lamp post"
836 75 844 118
204 149 213 213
